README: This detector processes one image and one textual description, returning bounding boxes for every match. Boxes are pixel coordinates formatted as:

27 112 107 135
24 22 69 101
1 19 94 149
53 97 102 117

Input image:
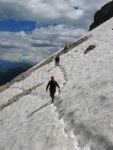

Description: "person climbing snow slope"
54 55 60 66
46 76 60 103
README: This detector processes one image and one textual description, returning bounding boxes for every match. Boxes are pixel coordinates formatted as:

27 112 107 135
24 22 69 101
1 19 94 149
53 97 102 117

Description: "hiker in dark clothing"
54 55 60 66
46 76 60 103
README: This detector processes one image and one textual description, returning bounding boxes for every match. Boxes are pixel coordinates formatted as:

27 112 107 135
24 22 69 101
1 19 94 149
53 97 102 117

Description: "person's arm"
46 81 50 91
56 81 60 91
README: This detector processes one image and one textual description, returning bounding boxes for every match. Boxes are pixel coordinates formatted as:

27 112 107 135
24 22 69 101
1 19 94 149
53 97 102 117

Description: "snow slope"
0 18 113 150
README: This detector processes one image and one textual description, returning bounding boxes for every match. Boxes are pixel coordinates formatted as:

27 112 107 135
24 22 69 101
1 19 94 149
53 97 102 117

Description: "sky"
0 0 111 64
0 18 113 150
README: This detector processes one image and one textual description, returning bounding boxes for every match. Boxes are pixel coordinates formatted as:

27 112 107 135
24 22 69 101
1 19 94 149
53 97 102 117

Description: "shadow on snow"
27 101 50 119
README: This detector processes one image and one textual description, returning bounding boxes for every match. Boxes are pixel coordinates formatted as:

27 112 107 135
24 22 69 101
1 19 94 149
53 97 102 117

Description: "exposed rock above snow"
89 0 113 31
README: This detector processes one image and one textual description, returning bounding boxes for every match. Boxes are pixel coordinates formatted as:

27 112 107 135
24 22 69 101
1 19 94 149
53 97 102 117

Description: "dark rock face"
89 0 113 31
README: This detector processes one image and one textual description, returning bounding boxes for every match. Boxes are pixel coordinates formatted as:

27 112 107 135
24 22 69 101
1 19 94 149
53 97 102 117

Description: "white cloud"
0 24 86 63
15 31 27 37
0 0 110 26
0 0 111 63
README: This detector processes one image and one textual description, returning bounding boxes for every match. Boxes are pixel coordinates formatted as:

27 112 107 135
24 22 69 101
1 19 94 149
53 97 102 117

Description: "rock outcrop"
89 0 113 31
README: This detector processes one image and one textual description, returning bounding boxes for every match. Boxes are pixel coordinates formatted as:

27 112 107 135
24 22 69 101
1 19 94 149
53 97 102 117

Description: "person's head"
51 76 54 80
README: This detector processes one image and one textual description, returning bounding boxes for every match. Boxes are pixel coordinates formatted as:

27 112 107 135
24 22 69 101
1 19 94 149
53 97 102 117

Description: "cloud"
0 24 86 63
0 0 110 27
0 43 18 49
0 0 111 63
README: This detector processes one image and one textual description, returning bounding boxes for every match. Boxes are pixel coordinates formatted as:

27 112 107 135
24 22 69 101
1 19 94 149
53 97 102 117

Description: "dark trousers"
55 61 59 66
50 89 56 102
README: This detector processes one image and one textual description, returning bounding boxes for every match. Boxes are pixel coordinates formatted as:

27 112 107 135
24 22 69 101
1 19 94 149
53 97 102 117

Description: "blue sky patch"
0 19 36 33
0 19 58 33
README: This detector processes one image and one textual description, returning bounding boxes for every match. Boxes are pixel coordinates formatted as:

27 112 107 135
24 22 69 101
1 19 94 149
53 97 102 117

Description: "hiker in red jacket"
46 76 60 103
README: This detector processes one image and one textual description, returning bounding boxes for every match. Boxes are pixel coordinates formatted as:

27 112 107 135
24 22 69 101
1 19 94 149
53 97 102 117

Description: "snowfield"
0 18 113 150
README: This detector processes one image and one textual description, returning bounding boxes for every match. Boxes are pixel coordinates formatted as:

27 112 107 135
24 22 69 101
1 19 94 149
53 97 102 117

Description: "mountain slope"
0 18 113 150
0 61 33 86
0 65 32 86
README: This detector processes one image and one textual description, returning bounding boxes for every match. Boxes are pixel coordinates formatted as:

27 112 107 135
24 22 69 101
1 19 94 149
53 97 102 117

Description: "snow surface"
0 18 113 150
